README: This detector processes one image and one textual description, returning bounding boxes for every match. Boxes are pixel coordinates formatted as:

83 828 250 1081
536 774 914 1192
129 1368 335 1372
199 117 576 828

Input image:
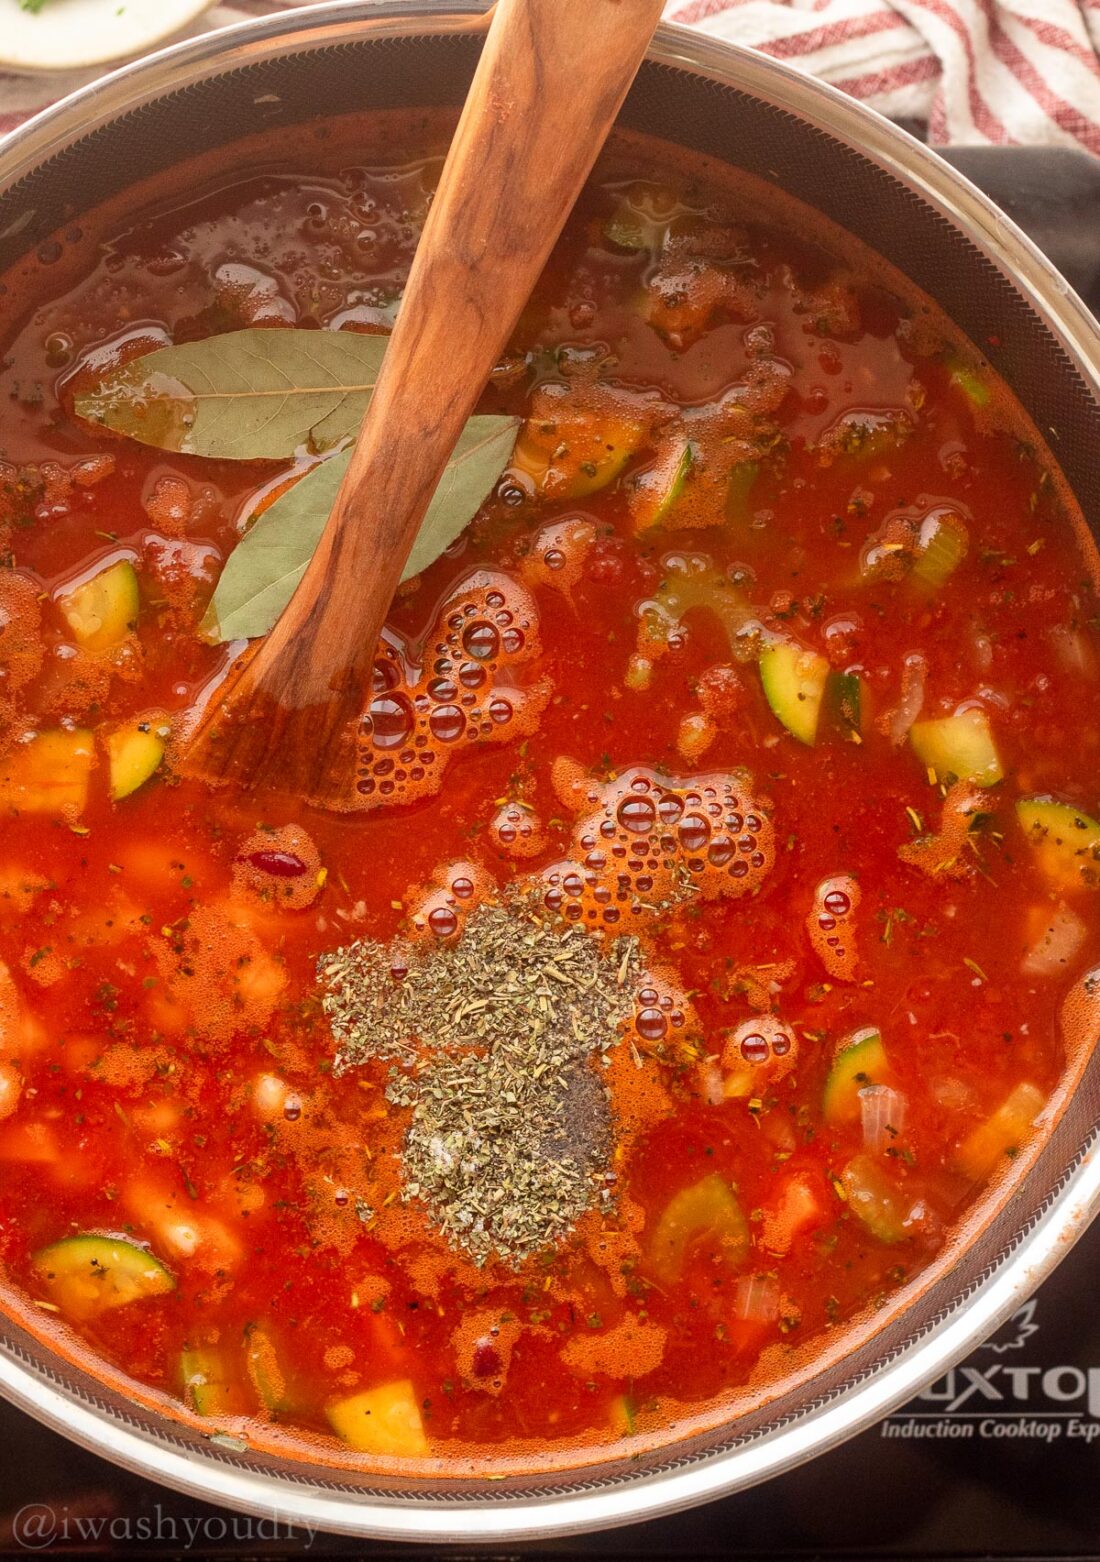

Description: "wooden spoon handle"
187 0 663 798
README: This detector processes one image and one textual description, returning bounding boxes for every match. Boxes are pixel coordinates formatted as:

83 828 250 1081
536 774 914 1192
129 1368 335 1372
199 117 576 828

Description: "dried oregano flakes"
318 902 642 1266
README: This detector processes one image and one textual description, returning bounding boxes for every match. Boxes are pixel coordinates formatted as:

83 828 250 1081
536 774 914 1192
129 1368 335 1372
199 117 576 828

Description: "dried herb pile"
319 903 642 1265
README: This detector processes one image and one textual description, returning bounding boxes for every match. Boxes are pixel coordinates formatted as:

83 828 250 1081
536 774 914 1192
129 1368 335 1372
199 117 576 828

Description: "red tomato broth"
0 110 1095 1469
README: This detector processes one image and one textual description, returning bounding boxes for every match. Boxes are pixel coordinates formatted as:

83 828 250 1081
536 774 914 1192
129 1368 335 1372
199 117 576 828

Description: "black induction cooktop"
0 144 1098 1562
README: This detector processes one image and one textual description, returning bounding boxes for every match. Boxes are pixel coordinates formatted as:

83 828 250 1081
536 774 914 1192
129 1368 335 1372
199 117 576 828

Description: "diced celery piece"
823 1028 888 1125
34 1234 174 1321
910 708 1002 787
649 1173 749 1283
57 559 139 654
956 1082 1045 1181
911 509 968 590
759 641 830 746
0 729 94 816
1016 797 1100 892
326 1379 429 1456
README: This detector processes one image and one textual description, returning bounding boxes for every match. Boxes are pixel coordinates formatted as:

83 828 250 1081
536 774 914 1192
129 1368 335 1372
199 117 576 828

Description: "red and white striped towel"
2 0 1100 152
665 0 1100 151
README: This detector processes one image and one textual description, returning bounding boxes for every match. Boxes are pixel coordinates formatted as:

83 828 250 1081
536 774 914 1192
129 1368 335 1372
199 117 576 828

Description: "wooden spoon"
180 0 664 805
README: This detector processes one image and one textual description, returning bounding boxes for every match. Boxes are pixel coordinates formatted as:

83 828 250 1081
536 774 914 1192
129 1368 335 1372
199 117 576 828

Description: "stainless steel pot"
1 3 1099 1541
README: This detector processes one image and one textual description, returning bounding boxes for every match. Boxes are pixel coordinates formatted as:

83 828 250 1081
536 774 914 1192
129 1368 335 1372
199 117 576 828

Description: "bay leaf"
204 414 520 643
73 328 390 460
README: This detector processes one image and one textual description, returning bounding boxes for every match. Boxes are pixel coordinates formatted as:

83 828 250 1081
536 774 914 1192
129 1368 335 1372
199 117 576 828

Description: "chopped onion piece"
859 1083 907 1151
933 1075 974 1112
970 628 993 673
733 1272 780 1323
698 1059 725 1106
1022 902 1086 977
1049 623 1097 680
252 1071 289 1119
886 652 926 746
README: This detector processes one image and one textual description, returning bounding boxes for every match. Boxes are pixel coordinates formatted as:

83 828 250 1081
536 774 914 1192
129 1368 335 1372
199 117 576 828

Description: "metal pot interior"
0 3 1099 1539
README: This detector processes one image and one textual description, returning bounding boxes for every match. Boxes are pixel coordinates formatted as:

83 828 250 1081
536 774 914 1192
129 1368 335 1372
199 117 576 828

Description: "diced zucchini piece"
841 1154 909 1244
627 440 693 531
57 559 139 654
0 729 94 816
609 1394 637 1436
1016 797 1100 892
726 460 758 521
956 1082 1045 1182
603 183 677 252
33 1234 174 1321
821 670 864 742
910 708 1002 787
649 1172 749 1283
245 1323 289 1414
604 212 648 252
759 641 830 746
911 509 968 590
949 360 991 408
107 714 168 802
823 1028 888 1125
326 1379 429 1457
181 1347 247 1417
818 410 907 467
511 395 646 500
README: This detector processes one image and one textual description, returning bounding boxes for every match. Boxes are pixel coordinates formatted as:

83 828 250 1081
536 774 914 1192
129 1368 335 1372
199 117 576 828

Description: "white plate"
0 0 219 73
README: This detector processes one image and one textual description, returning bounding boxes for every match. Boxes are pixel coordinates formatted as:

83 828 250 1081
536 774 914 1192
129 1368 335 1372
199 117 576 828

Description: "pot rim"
2 2 1100 1541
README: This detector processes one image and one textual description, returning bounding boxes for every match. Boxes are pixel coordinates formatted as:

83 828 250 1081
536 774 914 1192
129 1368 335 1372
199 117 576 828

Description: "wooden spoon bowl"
179 0 664 806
